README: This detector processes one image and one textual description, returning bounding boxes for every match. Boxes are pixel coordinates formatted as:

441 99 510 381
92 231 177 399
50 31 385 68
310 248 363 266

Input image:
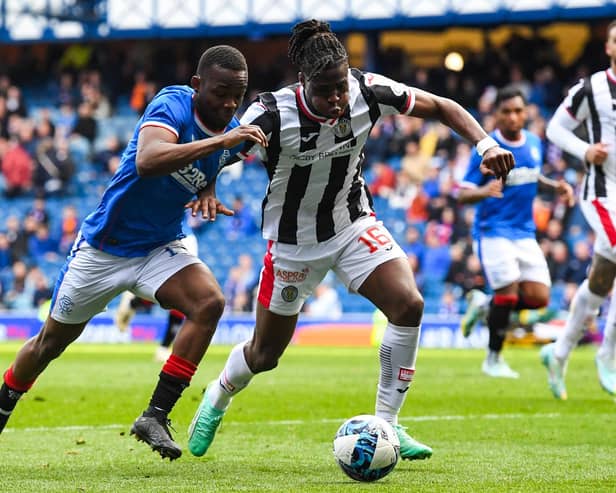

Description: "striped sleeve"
362 71 416 117
562 78 589 122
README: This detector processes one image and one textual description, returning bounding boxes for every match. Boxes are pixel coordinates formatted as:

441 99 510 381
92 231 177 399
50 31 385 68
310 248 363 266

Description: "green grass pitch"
1 342 615 492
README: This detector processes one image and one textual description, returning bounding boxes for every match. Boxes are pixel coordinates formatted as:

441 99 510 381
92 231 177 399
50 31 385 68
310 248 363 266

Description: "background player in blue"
0 45 267 460
458 86 573 378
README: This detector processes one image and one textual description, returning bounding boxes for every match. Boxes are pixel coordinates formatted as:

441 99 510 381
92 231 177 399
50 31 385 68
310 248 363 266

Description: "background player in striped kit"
0 46 267 460
187 19 514 461
541 20 616 400
458 86 574 379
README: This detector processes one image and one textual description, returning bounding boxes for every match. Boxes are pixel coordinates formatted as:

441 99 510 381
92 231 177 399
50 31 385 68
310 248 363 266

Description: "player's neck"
496 128 523 145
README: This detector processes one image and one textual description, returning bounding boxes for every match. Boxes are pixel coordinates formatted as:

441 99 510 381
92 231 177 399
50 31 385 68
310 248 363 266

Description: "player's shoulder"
522 129 541 146
152 84 194 101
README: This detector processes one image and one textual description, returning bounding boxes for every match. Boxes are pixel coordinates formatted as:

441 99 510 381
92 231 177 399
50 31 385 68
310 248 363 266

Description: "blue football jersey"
81 85 241 257
461 129 542 240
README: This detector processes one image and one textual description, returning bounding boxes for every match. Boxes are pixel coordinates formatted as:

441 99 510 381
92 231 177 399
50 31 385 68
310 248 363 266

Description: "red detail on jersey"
140 122 179 138
401 92 414 115
493 294 518 307
398 367 415 382
162 354 197 381
4 366 34 392
295 86 330 124
258 240 275 309
592 199 616 246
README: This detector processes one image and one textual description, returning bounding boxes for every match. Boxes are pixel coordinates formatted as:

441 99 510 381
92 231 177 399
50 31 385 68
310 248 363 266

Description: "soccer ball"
333 414 400 482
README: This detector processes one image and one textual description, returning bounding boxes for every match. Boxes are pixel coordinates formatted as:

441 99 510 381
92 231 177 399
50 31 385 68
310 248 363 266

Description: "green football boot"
188 382 226 457
394 424 432 460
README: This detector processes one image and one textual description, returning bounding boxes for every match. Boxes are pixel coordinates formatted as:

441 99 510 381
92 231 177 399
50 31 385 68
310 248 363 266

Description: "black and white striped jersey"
549 69 616 201
235 69 415 245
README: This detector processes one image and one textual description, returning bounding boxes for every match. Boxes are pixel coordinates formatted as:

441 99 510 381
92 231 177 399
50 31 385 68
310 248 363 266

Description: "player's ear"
190 75 200 92
298 72 305 85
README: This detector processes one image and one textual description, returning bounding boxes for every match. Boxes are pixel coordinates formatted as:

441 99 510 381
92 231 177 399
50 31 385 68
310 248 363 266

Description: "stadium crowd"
0 27 605 315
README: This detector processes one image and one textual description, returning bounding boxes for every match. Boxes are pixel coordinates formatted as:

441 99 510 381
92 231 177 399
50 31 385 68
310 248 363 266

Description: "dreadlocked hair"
288 19 348 80
196 45 247 77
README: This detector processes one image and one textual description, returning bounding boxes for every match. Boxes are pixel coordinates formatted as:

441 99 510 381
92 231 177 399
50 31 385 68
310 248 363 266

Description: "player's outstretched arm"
135 125 268 177
410 89 514 179
458 180 503 204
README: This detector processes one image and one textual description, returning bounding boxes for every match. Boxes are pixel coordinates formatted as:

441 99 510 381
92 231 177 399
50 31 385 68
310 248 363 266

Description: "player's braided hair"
288 19 348 80
197 45 247 76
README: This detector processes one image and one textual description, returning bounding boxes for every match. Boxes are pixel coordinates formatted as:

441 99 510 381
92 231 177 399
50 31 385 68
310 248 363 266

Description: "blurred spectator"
1 136 33 197
26 197 50 225
33 137 75 196
92 135 123 175
0 232 13 270
223 254 257 313
72 101 97 145
565 240 592 286
27 223 60 263
4 260 30 310
368 162 396 198
58 204 80 254
225 196 257 240
5 215 29 261
305 280 342 319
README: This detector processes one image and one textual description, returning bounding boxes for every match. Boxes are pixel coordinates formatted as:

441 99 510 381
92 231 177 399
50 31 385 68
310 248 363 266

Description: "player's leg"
130 241 222 460
1 240 127 435
542 254 616 400
0 318 87 433
188 240 324 457
358 256 432 460
339 217 430 460
154 309 185 362
475 237 522 378
596 287 616 395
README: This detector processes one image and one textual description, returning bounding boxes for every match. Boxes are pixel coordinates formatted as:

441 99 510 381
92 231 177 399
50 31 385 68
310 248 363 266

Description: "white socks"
208 341 254 411
555 280 604 361
598 294 616 362
375 322 421 425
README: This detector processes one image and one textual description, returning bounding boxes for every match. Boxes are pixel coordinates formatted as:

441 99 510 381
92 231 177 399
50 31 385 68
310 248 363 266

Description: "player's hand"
556 179 575 207
585 142 609 165
479 146 515 179
185 185 234 221
220 124 268 149
482 179 503 199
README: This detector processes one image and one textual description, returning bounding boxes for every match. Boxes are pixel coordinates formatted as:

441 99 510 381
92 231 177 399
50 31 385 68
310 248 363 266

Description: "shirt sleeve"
139 90 188 139
546 78 591 161
363 71 416 117
459 150 487 189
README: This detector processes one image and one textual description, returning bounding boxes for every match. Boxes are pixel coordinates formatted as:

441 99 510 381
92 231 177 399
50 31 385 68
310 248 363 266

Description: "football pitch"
1 342 615 492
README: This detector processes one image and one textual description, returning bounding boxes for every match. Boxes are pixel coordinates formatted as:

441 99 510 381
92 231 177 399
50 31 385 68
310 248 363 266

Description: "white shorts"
257 215 406 316
50 235 201 324
580 198 616 263
475 236 551 290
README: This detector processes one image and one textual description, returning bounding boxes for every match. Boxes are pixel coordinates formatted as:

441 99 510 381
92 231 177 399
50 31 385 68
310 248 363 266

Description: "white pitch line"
3 412 565 433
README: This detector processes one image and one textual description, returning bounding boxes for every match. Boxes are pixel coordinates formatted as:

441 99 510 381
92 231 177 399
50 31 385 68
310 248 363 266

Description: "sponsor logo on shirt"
171 163 208 193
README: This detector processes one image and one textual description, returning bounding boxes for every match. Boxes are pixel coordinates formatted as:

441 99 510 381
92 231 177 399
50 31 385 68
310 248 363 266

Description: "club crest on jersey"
333 118 352 138
280 286 299 302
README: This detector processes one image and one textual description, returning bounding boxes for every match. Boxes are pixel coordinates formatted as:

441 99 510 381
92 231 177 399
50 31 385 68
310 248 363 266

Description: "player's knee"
192 292 225 325
386 291 424 326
